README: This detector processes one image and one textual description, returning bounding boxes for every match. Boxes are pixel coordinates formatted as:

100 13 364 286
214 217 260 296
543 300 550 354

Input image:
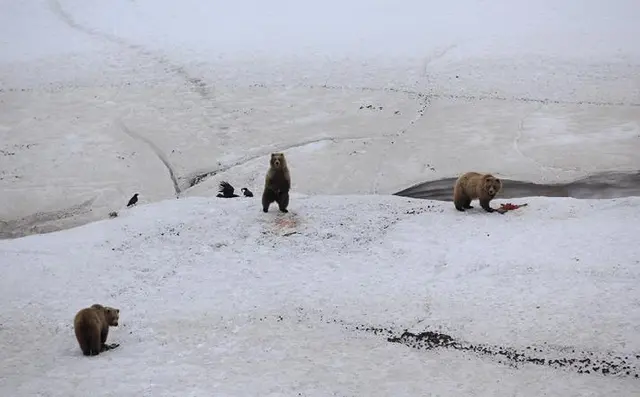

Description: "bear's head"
270 152 287 169
483 174 502 197
105 307 120 326
92 304 120 326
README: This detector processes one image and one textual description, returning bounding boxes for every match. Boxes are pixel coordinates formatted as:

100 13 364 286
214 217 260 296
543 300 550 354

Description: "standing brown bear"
262 152 291 213
453 171 502 213
73 304 120 356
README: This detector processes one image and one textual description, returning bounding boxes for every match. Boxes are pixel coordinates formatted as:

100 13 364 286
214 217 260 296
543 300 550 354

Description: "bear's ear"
116 309 120 313
271 153 276 158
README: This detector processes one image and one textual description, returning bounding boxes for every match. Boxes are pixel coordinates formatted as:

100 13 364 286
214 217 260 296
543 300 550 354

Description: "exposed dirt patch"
253 311 640 379
386 329 640 378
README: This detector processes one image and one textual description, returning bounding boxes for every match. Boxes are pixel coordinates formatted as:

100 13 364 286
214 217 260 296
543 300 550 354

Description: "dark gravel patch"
385 329 640 378
255 310 640 380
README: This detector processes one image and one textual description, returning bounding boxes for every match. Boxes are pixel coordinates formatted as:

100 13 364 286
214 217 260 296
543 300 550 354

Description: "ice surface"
1 196 640 396
1 0 640 236
1 0 640 395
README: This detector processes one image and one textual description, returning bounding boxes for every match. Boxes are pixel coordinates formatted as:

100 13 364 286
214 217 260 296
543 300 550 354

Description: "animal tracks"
48 0 211 99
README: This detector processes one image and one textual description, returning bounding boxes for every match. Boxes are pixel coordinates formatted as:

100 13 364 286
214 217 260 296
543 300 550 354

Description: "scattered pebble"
359 104 384 111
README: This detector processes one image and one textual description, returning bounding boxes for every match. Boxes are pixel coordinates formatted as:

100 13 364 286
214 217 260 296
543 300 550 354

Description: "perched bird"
241 187 253 197
126 193 139 207
216 181 239 198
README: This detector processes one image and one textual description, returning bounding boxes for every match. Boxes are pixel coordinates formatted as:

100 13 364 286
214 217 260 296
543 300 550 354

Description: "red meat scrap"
496 202 528 214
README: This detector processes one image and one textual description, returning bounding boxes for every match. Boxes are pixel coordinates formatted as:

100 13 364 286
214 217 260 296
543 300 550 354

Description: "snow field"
1 195 639 395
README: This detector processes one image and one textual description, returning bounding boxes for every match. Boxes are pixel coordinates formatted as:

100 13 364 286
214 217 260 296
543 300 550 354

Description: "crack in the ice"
49 0 210 99
422 44 458 77
414 91 640 108
253 83 640 108
512 104 578 173
117 120 181 195
371 46 452 205
370 70 432 191
392 93 430 138
183 135 377 190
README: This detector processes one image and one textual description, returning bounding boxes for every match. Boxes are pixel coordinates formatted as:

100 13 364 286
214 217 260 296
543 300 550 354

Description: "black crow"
126 193 139 207
216 181 239 198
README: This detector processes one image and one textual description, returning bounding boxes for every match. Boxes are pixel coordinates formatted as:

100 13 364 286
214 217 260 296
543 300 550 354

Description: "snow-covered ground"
1 195 639 396
2 0 640 395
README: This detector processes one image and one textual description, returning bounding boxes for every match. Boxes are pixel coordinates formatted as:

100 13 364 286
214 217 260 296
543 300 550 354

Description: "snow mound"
1 195 639 396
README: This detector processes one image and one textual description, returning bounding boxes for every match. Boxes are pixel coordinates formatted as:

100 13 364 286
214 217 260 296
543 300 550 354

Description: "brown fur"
73 304 120 356
453 172 502 213
262 153 291 213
